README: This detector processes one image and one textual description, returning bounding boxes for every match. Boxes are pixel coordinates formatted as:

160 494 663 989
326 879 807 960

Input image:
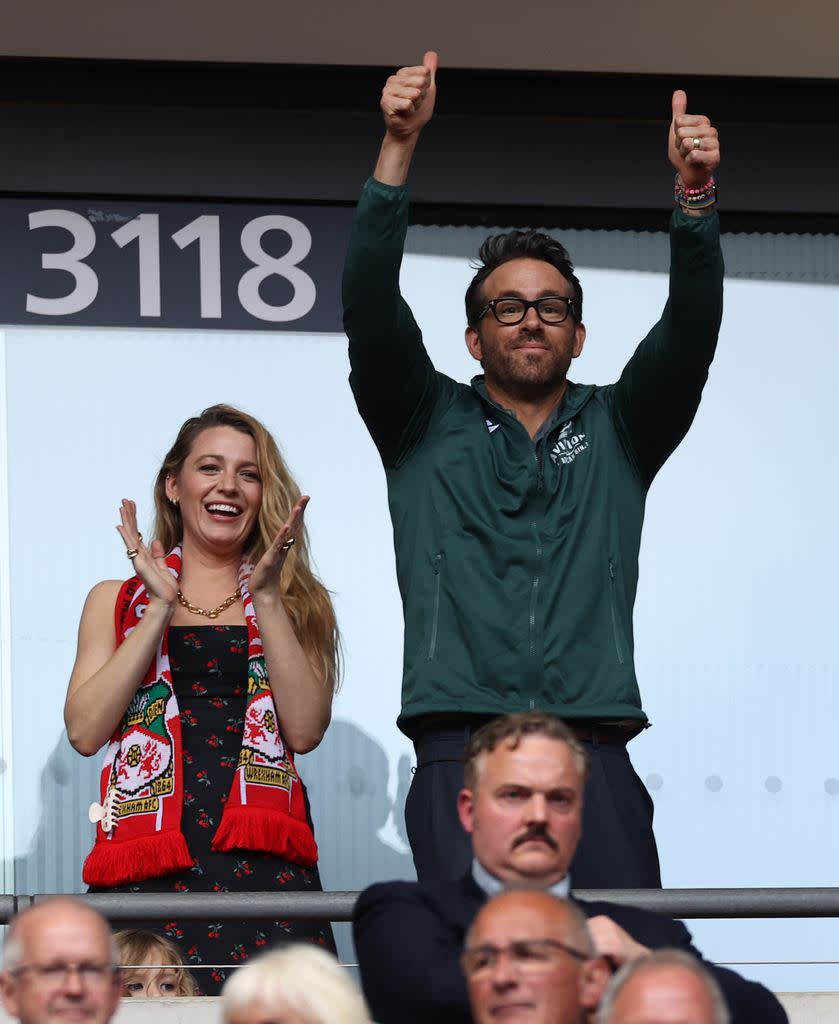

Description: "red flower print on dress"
207 924 223 940
164 921 184 939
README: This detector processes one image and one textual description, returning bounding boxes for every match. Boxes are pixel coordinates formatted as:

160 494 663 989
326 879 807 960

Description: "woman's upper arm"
65 580 122 703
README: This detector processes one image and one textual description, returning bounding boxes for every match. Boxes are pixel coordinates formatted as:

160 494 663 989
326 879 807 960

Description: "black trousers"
403 725 662 888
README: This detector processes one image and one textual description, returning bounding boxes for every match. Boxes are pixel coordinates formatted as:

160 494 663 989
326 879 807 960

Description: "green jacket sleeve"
342 177 439 467
611 207 724 486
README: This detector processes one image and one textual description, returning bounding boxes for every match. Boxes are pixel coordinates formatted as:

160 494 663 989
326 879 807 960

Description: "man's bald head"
463 890 609 1024
596 949 730 1024
1 897 120 1024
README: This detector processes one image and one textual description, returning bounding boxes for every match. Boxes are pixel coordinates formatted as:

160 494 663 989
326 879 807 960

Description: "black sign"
0 198 355 331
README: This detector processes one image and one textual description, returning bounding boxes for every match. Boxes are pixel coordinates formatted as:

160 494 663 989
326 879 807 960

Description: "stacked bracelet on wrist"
674 174 717 211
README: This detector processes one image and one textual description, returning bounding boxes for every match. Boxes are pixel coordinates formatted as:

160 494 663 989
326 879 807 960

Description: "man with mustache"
343 52 724 888
353 713 786 1024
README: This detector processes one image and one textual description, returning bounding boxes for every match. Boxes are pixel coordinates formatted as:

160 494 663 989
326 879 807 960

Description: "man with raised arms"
343 53 723 886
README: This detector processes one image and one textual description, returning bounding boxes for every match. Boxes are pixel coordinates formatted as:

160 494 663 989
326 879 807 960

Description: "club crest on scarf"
238 655 298 793
113 681 175 800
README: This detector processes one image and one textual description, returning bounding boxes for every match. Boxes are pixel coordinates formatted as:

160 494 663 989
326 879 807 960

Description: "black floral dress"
93 625 334 994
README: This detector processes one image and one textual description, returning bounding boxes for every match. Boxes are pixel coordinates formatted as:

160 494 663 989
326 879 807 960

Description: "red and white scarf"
83 547 318 887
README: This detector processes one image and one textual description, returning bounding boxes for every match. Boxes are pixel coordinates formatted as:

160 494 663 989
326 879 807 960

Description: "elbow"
286 709 332 756
64 713 103 758
287 727 327 756
66 732 102 758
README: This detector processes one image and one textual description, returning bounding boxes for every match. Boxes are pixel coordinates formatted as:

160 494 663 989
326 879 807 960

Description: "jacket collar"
470 375 596 431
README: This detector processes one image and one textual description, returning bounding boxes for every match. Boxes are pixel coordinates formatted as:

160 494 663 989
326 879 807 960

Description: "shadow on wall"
11 731 100 894
299 718 415 892
8 720 414 895
6 720 415 965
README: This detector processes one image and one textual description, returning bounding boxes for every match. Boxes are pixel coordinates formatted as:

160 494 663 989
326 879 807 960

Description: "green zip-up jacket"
343 178 724 736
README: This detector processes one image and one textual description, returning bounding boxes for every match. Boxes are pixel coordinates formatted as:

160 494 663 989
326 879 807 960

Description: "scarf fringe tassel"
212 807 318 867
82 830 194 887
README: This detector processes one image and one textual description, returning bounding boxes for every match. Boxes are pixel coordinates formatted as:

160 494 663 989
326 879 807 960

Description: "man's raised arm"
375 51 438 185
342 53 441 466
611 90 725 486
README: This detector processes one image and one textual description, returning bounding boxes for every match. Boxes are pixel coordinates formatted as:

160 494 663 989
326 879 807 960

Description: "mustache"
512 824 558 851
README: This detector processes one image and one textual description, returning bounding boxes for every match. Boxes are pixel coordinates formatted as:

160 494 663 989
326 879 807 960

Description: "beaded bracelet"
674 174 717 210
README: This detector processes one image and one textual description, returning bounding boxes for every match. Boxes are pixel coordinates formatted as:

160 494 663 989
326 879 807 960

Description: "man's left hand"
587 914 650 968
669 89 720 188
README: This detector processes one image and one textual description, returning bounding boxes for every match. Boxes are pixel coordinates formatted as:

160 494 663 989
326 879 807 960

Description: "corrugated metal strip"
407 225 839 284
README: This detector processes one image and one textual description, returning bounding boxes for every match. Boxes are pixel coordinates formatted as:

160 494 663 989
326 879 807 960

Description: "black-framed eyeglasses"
461 938 589 977
478 296 575 326
10 962 119 988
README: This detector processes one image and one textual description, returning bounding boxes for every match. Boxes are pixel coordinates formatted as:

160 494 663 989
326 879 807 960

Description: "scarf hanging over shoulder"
83 547 318 887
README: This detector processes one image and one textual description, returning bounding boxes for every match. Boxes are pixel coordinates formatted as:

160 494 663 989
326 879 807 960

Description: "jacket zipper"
428 553 443 660
608 559 625 665
529 444 545 681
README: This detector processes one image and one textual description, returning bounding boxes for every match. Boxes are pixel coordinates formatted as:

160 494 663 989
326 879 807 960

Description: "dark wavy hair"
463 711 589 791
465 230 583 328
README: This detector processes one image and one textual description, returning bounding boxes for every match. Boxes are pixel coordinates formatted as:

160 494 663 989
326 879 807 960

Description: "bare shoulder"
80 579 124 627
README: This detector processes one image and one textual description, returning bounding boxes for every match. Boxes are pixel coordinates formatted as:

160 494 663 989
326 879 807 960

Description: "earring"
170 496 179 507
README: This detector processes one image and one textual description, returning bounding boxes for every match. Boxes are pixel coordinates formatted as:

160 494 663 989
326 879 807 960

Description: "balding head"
596 949 730 1024
463 890 609 1024
1 897 120 1024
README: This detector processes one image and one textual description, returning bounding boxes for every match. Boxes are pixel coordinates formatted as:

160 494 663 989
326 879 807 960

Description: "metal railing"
3 888 839 925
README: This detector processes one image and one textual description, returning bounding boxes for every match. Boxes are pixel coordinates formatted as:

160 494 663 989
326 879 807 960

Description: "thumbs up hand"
381 51 438 141
668 89 720 188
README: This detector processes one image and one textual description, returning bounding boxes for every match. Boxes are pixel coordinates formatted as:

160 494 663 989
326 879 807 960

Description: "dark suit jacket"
353 874 787 1024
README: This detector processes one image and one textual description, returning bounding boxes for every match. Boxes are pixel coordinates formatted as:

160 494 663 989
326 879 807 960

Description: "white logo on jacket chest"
549 420 590 466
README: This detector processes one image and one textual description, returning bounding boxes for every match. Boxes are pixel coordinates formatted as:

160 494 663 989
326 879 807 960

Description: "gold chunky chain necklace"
176 586 241 619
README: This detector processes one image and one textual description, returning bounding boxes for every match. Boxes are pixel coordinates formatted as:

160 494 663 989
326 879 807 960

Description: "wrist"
674 174 717 214
374 133 420 187
145 595 176 622
250 587 283 612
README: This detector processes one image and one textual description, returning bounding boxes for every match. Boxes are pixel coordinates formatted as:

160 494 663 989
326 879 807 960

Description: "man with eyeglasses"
0 897 121 1024
343 51 724 889
354 713 787 1024
464 890 609 1024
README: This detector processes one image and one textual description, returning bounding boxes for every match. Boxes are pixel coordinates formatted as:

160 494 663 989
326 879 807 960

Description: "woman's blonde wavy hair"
153 404 340 692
